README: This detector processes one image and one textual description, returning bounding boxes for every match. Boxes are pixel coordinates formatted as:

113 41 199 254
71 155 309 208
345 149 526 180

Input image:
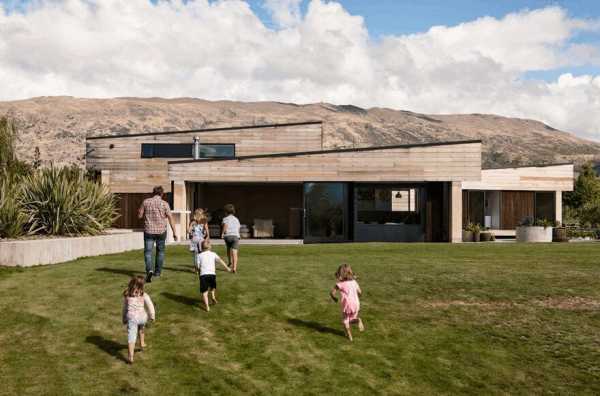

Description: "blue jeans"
144 232 166 275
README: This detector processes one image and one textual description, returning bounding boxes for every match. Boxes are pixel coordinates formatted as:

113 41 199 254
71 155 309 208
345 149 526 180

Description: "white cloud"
1 0 600 138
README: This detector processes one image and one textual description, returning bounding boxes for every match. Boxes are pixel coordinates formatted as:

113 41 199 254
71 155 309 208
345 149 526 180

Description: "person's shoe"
154 272 161 278
145 271 153 283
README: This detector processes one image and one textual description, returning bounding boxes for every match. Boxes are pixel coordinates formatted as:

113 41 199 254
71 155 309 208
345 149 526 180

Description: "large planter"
516 226 553 243
473 231 481 242
462 230 473 242
552 227 568 242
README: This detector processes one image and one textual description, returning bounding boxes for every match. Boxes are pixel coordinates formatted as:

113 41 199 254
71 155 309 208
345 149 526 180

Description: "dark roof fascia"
482 162 574 170
168 139 482 165
87 121 323 140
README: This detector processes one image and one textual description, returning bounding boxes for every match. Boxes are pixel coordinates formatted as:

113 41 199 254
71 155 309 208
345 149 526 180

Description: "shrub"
20 166 119 235
0 175 32 238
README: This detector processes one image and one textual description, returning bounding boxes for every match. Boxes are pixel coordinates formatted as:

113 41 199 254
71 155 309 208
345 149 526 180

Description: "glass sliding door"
303 183 348 243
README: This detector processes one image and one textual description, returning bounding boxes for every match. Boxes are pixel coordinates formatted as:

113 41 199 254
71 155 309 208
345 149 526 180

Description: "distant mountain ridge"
1 96 599 168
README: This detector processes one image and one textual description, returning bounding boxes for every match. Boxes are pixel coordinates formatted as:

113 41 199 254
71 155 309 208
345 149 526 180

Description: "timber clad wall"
168 142 482 183
461 164 573 192
86 123 323 193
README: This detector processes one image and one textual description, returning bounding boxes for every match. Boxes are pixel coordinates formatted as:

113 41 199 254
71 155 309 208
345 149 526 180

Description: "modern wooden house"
86 121 573 243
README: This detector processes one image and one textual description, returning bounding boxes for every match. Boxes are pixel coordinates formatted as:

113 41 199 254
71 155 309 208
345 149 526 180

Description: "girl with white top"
221 203 241 273
196 240 231 311
122 276 155 364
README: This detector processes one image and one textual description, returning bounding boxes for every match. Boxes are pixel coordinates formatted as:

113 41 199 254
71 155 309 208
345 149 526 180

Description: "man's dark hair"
152 186 164 196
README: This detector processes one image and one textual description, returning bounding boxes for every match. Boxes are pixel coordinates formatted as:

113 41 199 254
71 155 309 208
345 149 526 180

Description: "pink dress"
336 280 360 325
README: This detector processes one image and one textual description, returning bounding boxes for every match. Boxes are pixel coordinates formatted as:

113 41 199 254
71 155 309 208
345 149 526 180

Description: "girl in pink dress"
330 264 364 341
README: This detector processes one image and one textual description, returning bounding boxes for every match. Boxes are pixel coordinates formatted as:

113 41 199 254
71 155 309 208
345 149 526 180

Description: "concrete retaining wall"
0 230 143 267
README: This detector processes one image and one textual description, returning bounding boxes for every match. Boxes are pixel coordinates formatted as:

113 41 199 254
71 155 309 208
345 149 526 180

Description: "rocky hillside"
1 96 599 168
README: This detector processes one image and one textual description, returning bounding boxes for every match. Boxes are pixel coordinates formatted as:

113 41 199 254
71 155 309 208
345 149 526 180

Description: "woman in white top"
220 204 241 273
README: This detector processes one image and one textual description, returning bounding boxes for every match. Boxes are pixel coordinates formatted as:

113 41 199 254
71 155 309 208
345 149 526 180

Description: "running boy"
196 240 231 311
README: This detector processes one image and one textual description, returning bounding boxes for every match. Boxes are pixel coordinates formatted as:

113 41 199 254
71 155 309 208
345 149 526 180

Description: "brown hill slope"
1 96 599 168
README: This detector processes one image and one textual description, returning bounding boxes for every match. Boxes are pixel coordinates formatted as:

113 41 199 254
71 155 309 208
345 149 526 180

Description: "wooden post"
172 181 187 242
555 191 563 225
450 181 463 243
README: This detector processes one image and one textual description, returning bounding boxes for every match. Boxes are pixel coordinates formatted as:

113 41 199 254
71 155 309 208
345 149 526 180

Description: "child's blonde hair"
335 264 355 282
124 276 145 297
193 208 208 224
201 239 211 251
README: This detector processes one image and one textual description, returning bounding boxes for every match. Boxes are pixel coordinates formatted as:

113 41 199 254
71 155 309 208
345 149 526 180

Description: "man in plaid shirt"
138 186 178 282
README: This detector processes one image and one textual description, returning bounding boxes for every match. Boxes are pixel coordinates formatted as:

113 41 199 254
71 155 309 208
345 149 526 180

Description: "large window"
141 143 235 158
535 192 555 221
356 186 421 224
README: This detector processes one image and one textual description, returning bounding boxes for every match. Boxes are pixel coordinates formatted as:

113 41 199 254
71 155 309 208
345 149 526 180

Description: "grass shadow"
85 335 128 363
287 318 345 337
96 267 144 277
162 292 198 306
167 266 196 273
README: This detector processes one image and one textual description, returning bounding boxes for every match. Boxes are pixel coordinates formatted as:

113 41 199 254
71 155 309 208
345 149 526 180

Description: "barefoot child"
196 240 231 311
188 208 209 272
122 276 155 364
330 264 364 341
221 204 241 273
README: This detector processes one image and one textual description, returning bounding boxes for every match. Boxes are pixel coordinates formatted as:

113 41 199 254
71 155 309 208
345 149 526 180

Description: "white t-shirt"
196 250 221 275
222 215 241 237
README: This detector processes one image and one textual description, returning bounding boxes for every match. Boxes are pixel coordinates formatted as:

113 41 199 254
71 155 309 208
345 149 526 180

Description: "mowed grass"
1 243 600 395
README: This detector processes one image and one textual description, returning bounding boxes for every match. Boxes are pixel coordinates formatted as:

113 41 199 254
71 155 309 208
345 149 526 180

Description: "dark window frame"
140 143 236 159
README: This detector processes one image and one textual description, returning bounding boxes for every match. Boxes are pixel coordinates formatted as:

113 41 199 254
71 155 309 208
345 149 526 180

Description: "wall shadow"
85 335 128 363
161 292 198 306
96 267 144 277
286 318 345 337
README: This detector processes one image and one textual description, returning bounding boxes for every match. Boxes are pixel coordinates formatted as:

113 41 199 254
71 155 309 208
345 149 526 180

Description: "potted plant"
516 217 553 243
471 223 481 242
462 223 474 242
552 221 568 242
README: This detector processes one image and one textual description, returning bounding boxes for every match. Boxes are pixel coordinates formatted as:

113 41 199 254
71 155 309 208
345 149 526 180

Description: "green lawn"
1 243 600 395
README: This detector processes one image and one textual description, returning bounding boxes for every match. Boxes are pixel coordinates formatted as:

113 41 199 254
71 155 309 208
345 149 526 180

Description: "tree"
0 117 31 178
564 162 600 210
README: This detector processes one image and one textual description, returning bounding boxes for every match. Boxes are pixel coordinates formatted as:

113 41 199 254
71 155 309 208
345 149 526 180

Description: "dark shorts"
224 235 240 250
199 274 217 293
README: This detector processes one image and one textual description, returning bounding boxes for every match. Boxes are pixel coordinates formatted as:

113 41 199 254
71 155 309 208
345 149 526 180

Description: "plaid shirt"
141 195 171 234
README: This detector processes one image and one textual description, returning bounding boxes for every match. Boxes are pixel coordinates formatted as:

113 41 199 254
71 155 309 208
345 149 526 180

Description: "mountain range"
2 96 599 168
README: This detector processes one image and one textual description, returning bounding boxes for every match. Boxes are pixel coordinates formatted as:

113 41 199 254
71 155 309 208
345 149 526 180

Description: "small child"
330 264 364 341
188 208 209 272
196 240 231 311
122 276 155 364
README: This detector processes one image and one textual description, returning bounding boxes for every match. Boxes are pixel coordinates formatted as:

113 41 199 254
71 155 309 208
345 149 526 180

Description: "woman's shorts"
223 235 240 250
200 274 217 293
127 317 147 343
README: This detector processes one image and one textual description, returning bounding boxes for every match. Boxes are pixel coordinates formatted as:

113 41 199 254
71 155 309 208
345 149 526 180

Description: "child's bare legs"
343 322 353 341
210 289 218 304
139 327 146 348
127 342 135 363
357 318 365 332
202 291 210 311
231 249 238 272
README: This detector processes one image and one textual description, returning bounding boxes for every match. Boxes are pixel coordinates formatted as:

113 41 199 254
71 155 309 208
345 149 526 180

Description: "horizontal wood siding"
169 142 482 183
461 164 573 192
86 124 322 193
